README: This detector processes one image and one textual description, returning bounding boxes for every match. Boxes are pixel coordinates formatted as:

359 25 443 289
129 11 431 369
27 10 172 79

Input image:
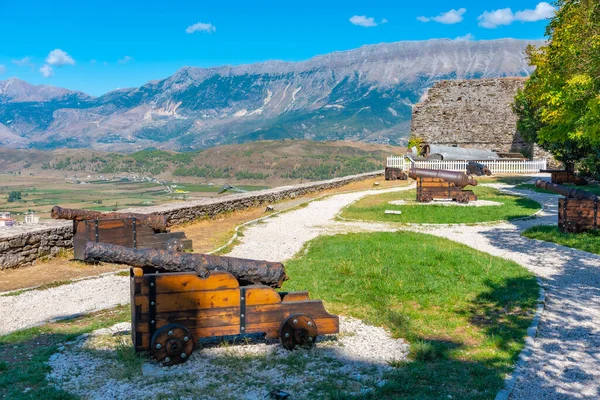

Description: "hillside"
0 140 403 183
0 39 542 151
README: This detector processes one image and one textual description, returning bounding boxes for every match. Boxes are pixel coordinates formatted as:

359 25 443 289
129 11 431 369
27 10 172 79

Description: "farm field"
340 186 541 224
0 174 268 219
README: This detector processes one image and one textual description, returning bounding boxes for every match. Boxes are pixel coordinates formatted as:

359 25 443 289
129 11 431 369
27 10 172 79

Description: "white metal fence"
387 156 547 174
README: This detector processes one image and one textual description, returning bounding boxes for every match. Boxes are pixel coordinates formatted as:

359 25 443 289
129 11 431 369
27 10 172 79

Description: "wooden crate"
558 198 599 233
416 178 477 203
130 268 339 364
73 218 192 260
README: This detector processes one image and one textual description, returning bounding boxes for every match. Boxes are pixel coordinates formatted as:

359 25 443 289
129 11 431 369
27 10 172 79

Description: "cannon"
84 242 287 288
117 244 338 365
52 206 192 259
408 168 478 203
466 161 492 177
384 167 408 181
535 180 599 233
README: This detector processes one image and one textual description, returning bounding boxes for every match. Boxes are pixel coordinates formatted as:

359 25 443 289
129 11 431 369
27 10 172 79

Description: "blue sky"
0 0 555 96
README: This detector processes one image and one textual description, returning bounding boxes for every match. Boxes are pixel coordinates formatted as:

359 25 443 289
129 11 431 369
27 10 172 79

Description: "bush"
7 191 22 202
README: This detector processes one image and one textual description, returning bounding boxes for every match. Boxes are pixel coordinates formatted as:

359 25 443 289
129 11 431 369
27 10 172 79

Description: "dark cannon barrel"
535 180 597 200
408 168 478 187
51 206 168 232
84 242 288 288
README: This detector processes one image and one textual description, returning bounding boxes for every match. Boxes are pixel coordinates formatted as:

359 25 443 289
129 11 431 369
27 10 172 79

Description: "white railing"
387 156 547 174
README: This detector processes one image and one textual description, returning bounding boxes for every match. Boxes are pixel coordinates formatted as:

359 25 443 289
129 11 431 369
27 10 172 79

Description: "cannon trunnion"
130 268 339 365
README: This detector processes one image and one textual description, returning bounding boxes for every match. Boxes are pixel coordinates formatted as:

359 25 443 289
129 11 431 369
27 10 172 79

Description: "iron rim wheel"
279 314 318 351
165 238 184 252
150 324 194 365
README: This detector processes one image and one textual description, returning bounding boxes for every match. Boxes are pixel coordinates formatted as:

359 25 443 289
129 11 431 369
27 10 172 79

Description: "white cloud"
455 33 475 41
39 64 53 78
381 18 388 24
515 2 556 22
478 2 556 28
90 59 97 65
118 56 133 64
186 22 216 34
418 8 466 24
349 15 378 27
46 49 75 66
12 57 34 68
0 65 6 75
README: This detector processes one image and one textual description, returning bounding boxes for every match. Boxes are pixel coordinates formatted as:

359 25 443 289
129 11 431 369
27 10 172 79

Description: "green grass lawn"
341 186 541 224
284 231 539 399
522 225 600 255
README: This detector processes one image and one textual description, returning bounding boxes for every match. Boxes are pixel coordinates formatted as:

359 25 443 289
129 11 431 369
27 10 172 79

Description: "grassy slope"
0 140 404 183
284 232 539 399
522 225 600 255
516 182 600 196
341 186 541 224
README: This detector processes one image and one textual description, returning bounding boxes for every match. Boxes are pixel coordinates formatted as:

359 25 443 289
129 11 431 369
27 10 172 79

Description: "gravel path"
0 275 129 335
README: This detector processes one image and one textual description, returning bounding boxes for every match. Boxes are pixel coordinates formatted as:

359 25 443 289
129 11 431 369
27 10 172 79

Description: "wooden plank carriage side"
558 197 599 233
416 177 477 203
73 218 192 260
130 268 339 365
540 170 588 186
385 167 408 181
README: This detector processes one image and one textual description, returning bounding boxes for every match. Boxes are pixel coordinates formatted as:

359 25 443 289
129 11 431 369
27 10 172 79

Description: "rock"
142 362 166 378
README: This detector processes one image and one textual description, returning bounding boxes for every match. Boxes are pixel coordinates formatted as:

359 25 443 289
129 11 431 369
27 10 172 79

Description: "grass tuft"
522 225 600 255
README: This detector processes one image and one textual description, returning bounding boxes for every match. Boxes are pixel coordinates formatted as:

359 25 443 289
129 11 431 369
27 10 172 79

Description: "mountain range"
0 38 542 152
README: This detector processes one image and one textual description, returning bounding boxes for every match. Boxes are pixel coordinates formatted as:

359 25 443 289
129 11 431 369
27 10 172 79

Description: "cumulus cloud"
186 22 216 34
349 15 386 27
12 57 34 68
46 49 75 66
418 8 466 24
455 33 475 41
0 65 6 75
39 64 53 78
118 56 134 64
478 2 556 28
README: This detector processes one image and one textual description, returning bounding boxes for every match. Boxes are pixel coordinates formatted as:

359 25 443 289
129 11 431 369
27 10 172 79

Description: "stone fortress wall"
0 171 382 270
411 78 553 161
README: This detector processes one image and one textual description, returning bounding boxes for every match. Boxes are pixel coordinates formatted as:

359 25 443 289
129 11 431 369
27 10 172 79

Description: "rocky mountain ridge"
0 38 543 152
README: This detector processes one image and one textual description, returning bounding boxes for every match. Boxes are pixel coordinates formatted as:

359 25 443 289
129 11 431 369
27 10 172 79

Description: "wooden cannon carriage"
409 168 478 203
51 206 192 260
81 242 339 365
535 180 599 233
130 268 339 365
540 169 587 186
385 167 408 181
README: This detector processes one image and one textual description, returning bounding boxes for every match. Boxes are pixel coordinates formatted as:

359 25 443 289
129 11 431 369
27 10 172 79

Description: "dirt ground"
0 176 407 293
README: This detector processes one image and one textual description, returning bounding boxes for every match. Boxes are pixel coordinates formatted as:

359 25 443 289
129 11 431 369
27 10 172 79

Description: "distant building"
24 212 39 225
0 212 15 228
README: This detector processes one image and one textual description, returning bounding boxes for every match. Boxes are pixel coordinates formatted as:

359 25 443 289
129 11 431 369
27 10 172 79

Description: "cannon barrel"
51 206 168 232
83 242 288 288
534 180 597 200
408 168 478 187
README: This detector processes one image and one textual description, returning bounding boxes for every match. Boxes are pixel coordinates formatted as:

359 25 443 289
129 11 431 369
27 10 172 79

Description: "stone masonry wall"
0 171 382 270
411 78 549 160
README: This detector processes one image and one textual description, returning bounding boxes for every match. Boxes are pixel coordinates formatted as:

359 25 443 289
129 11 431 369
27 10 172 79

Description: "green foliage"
514 0 600 177
7 191 22 202
284 231 539 399
407 136 424 151
522 225 600 255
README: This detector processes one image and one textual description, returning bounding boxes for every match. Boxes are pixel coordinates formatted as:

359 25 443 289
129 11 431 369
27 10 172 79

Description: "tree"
514 0 600 177
7 191 22 202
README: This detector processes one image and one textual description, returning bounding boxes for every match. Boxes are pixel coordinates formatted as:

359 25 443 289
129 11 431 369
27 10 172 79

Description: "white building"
24 212 39 224
0 212 15 228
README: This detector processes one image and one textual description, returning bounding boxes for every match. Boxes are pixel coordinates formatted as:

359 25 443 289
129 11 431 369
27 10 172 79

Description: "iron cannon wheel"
165 238 184 252
150 324 194 365
279 314 318 351
457 193 470 204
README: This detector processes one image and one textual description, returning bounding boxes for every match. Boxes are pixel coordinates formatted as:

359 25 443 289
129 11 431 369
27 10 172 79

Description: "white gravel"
47 317 409 399
0 275 129 335
388 199 503 207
